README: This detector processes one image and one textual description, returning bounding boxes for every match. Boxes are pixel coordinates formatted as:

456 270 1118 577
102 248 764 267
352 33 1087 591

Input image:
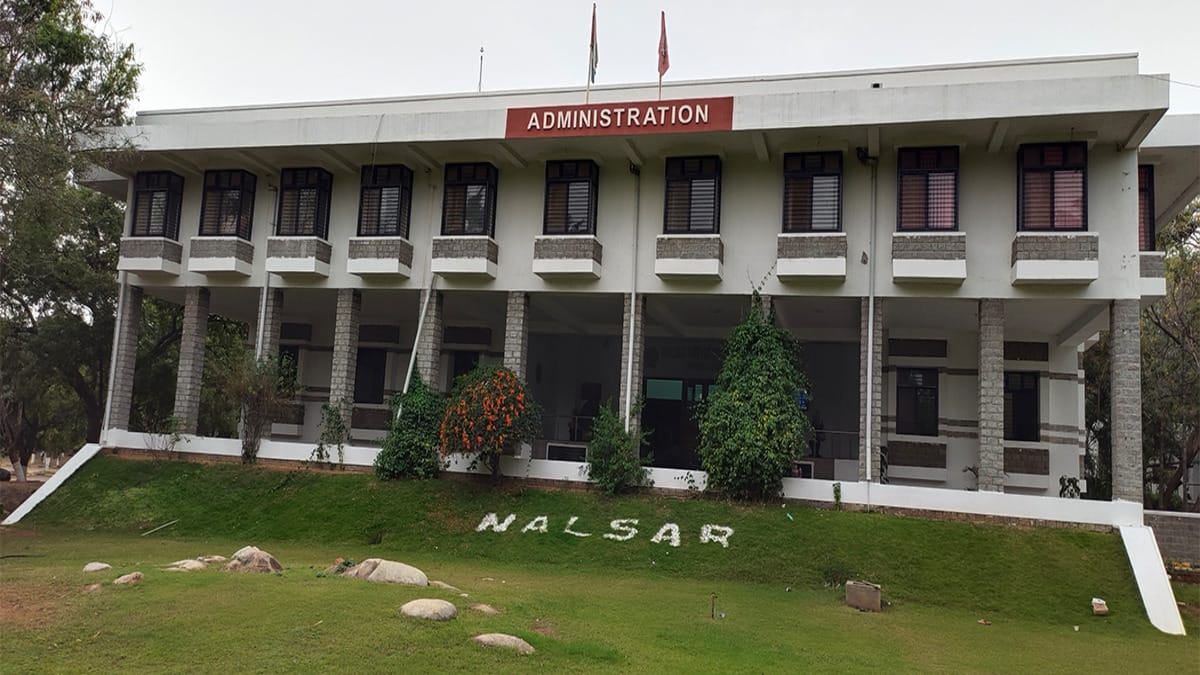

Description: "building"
93 53 1200 503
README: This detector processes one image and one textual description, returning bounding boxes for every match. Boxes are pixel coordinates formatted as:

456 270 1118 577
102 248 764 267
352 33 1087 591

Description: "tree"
439 364 541 484
585 402 651 495
0 1 140 453
697 293 812 500
1142 199 1199 510
215 348 294 464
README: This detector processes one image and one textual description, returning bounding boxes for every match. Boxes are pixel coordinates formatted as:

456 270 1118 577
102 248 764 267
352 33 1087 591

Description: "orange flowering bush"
439 364 542 483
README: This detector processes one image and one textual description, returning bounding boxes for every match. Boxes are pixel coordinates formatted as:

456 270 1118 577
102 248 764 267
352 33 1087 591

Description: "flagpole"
586 3 596 104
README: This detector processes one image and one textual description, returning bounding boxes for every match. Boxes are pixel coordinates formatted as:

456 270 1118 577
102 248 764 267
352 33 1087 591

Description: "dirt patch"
0 526 39 539
529 618 558 637
0 581 71 628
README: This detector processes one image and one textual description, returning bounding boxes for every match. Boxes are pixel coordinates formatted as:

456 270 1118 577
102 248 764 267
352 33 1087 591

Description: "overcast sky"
101 0 1200 114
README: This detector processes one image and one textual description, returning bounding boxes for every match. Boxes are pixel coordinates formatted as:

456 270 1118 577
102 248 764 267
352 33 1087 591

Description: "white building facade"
97 53 1200 504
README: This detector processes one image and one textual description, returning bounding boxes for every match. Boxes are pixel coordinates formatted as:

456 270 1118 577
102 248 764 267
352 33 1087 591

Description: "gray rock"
400 598 457 621
82 562 112 573
81 583 103 593
166 559 206 572
223 547 282 574
343 558 427 586
113 572 143 585
469 603 500 616
198 555 227 564
429 580 461 592
471 633 535 654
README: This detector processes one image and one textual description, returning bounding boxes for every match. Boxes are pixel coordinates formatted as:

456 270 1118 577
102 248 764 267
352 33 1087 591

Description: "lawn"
1 455 1196 672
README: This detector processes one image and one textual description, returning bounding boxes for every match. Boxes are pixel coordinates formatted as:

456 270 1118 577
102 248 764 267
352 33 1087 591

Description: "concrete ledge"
776 233 847 280
892 258 967 284
432 236 498 278
655 234 723 279
777 257 847 279
533 235 602 278
347 237 414 277
266 237 332 277
1010 259 1099 285
118 237 183 276
188 235 254 276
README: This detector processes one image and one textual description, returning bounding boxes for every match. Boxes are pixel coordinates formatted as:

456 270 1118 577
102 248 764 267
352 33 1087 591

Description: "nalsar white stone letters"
475 513 734 548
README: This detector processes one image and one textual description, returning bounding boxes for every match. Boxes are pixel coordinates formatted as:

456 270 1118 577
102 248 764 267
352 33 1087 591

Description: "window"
783 152 842 232
544 160 599 235
358 165 413 237
896 368 938 436
276 168 332 238
1138 165 1155 251
1018 143 1087 231
354 348 387 404
1004 372 1039 442
664 156 721 233
897 147 958 231
130 171 184 239
199 170 256 239
442 163 498 236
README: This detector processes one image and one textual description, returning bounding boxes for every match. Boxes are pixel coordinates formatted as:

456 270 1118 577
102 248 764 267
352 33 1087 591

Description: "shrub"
586 402 651 494
375 376 444 480
439 364 542 484
697 292 812 500
313 399 347 466
216 349 293 464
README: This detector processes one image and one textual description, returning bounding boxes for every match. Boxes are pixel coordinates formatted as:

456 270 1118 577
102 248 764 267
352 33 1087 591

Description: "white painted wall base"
654 258 723 279
265 257 331 277
2 443 101 525
117 257 181 276
776 257 847 279
532 258 601 278
347 257 412 277
892 258 967 284
1119 525 1186 635
1011 259 1099 285
188 257 253 276
431 257 498 278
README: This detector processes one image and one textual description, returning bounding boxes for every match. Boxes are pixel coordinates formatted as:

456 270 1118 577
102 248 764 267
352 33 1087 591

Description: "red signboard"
505 96 733 139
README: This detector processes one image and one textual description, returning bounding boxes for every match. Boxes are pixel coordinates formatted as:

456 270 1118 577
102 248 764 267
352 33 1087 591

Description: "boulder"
223 546 282 574
845 580 882 612
113 572 143 585
429 580 461 592
81 583 103 593
82 562 112 573
400 599 457 621
471 633 535 655
166 559 206 572
343 558 427 586
198 555 227 564
469 603 500 616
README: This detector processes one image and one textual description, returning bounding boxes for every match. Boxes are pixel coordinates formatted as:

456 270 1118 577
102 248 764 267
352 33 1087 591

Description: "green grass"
1 455 1195 672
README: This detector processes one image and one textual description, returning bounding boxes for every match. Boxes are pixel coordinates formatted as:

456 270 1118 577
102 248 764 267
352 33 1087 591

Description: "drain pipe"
254 185 280 359
100 270 129 446
398 174 440 420
858 146 880 505
623 162 642 432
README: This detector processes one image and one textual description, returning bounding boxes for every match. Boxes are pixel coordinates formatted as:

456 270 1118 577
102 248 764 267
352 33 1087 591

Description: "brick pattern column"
173 287 210 434
107 284 143 431
619 293 645 431
329 289 361 423
1110 299 1143 503
503 291 530 381
977 299 1005 492
416 289 444 391
255 288 284 358
858 298 884 480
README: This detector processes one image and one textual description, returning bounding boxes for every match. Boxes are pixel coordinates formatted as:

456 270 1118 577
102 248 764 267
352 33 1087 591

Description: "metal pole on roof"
478 46 484 93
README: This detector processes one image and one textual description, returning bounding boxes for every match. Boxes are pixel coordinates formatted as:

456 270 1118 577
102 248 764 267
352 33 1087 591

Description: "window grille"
130 171 184 239
896 368 938 436
276 168 332 238
199 170 256 239
358 164 413 237
897 147 958 231
783 152 842 232
442 163 498 236
664 156 721 233
1003 371 1040 442
1018 143 1087 231
1138 165 1155 251
544 160 599 235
